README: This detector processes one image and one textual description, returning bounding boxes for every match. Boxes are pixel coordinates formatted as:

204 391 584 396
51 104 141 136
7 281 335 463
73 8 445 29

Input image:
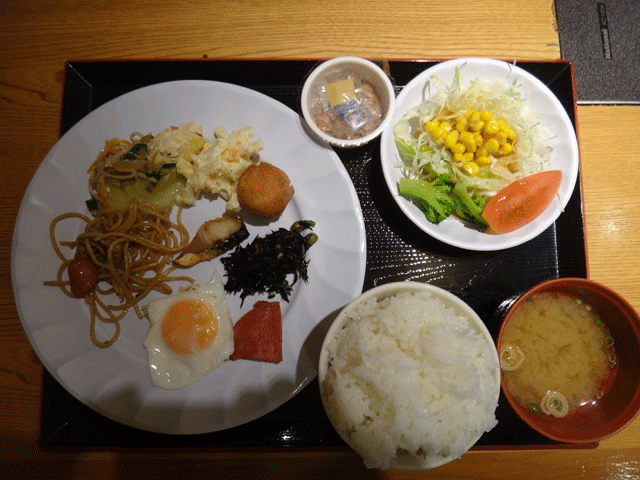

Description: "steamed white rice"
321 291 499 470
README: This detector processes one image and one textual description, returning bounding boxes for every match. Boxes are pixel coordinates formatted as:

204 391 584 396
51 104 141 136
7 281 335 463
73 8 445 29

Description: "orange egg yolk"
160 299 219 356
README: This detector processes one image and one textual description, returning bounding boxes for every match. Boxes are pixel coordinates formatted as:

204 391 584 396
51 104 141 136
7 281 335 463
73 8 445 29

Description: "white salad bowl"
379 57 580 251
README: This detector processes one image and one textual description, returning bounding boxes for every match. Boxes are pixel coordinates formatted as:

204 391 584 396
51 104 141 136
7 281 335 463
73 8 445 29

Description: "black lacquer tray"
41 59 589 450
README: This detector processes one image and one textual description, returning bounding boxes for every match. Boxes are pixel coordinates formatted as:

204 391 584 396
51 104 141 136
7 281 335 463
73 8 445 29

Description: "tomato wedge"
481 170 562 234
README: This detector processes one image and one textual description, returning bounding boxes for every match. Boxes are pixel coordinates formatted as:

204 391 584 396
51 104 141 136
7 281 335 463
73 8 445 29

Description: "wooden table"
2 1 639 478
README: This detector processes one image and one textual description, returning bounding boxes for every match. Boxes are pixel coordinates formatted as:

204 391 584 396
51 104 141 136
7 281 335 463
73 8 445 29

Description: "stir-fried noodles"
45 201 193 348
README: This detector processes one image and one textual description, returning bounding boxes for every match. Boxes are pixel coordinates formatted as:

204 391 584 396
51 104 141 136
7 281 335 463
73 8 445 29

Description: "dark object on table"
556 0 640 103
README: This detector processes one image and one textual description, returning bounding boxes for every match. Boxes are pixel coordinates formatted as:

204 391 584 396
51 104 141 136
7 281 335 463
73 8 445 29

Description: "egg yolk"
160 299 219 356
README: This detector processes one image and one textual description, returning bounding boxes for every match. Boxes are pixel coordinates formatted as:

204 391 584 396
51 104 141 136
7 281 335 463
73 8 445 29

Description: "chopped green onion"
528 403 542 414
541 391 569 418
124 143 147 159
146 163 177 182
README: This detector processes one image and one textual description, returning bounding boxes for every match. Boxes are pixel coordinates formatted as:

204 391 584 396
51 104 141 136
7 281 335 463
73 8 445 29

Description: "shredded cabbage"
393 64 553 197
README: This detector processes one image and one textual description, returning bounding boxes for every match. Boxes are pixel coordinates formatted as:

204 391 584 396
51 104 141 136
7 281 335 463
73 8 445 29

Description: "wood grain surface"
1 1 639 478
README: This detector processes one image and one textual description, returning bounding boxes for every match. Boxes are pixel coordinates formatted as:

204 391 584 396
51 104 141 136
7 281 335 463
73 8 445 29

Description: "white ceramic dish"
379 57 580 251
318 281 501 470
301 56 395 148
11 80 367 435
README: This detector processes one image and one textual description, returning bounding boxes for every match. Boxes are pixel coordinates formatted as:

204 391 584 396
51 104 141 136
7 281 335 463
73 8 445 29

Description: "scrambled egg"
147 123 264 210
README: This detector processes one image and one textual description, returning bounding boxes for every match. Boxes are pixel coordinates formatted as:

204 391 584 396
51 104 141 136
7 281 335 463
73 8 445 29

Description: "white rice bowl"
318 282 500 470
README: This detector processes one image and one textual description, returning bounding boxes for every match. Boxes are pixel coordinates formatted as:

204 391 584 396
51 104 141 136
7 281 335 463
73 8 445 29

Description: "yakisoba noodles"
45 201 193 348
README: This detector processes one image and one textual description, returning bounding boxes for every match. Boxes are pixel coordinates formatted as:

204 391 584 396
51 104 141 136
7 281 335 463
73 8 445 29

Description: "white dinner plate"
11 80 366 434
380 58 580 251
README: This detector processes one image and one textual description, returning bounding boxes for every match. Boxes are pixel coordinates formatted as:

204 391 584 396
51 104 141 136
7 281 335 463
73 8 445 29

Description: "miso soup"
500 292 617 417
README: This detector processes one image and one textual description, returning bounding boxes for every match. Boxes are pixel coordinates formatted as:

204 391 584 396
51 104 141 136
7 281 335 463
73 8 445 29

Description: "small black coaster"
556 0 640 104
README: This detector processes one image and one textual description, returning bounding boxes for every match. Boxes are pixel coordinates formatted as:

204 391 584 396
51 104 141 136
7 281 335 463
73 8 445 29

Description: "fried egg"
143 269 234 390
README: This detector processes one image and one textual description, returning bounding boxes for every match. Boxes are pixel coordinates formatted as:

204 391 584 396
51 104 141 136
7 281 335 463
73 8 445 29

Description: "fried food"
173 214 249 267
236 162 294 218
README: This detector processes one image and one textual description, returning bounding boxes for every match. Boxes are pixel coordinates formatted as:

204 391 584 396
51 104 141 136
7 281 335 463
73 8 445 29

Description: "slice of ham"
229 301 282 363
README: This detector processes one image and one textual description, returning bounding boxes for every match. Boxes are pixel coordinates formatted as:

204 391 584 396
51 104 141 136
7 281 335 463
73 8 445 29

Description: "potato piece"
237 162 294 218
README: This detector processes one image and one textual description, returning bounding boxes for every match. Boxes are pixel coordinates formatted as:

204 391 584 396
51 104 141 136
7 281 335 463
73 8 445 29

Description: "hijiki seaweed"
221 220 317 303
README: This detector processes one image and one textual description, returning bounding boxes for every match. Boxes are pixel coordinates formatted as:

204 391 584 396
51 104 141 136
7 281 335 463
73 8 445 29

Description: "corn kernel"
469 110 481 126
454 152 464 162
484 119 500 135
459 131 474 143
431 125 447 140
496 118 507 129
508 161 521 173
425 121 439 132
476 155 492 166
440 121 451 131
444 130 459 148
480 110 493 122
462 161 480 176
485 138 500 153
471 120 485 132
506 128 517 141
460 136 477 152
455 115 468 132
461 152 474 162
474 133 484 147
451 142 466 154
500 143 514 155
496 131 508 145
464 142 477 154
476 146 488 158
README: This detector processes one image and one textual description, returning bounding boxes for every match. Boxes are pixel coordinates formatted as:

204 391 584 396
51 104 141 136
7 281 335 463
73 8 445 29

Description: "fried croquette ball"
237 162 294 218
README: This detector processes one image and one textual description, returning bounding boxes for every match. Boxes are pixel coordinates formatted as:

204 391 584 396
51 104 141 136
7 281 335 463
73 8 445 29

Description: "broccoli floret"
398 177 457 224
452 182 489 231
430 173 455 195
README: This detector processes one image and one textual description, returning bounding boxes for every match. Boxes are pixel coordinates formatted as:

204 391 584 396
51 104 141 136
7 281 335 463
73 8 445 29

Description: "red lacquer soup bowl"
497 278 640 443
